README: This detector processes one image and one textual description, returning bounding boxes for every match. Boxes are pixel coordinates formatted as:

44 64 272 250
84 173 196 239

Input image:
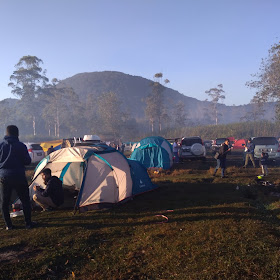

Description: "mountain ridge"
59 71 275 123
1 71 275 124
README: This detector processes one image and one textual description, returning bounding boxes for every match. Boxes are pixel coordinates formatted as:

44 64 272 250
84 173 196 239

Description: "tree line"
1 38 280 142
0 56 189 141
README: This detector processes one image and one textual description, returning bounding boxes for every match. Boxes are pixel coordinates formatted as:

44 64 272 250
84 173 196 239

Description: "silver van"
252 137 280 160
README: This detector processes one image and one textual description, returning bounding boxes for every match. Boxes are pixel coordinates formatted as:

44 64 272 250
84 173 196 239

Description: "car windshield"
31 144 43 150
215 138 226 145
252 137 278 145
182 138 202 146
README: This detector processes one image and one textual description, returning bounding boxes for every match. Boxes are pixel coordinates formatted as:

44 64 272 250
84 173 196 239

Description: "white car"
179 136 206 161
24 143 45 163
252 137 280 160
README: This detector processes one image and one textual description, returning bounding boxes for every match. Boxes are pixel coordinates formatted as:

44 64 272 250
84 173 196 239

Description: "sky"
0 0 279 106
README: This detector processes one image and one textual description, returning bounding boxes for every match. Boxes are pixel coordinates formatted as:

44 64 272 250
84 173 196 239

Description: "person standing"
213 139 232 178
47 145 55 155
260 151 269 176
243 138 256 168
121 143 125 154
0 125 34 230
173 138 180 163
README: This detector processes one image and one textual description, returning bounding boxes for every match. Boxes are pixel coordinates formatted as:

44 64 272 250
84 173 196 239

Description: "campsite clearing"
1 152 280 279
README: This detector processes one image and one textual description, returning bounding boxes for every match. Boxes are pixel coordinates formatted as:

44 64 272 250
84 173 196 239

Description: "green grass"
2 153 280 279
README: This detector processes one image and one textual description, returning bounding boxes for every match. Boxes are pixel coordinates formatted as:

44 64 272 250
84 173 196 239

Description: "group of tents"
21 136 174 213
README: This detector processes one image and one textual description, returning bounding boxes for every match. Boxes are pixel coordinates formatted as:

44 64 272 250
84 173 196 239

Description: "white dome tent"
15 145 156 212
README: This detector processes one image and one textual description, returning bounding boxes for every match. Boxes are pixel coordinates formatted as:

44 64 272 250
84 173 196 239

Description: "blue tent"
130 136 173 169
128 159 157 195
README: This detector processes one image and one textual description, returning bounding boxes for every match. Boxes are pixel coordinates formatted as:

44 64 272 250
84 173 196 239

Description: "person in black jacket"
47 145 55 155
0 125 33 230
260 151 269 176
33 168 64 211
213 139 232 178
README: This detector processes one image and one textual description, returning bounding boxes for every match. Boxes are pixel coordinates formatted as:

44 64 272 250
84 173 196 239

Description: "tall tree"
246 41 280 119
42 78 82 137
8 56 49 135
240 103 265 122
97 92 124 138
205 84 225 125
145 73 170 132
84 93 101 134
173 101 187 127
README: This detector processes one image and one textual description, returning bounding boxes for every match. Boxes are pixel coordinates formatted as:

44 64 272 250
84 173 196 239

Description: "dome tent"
130 136 173 169
19 145 156 212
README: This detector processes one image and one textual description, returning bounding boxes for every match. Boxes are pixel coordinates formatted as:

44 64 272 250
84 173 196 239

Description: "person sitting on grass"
33 168 64 211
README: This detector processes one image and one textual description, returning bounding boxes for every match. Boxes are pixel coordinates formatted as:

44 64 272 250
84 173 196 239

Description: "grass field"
1 152 280 280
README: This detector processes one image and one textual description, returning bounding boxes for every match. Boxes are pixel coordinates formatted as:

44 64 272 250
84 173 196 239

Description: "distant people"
213 138 232 178
260 151 269 176
33 168 64 211
0 125 34 230
243 138 256 168
173 138 180 163
121 143 125 153
47 145 55 155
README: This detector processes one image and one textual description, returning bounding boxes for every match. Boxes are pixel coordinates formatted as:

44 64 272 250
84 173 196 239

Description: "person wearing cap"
0 125 34 230
243 138 256 168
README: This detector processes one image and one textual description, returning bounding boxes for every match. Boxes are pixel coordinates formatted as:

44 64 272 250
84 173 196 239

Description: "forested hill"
59 71 275 123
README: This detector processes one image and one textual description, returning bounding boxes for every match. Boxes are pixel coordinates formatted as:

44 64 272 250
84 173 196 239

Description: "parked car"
179 136 206 161
211 138 232 154
73 135 101 147
252 136 280 161
25 143 45 163
204 140 212 149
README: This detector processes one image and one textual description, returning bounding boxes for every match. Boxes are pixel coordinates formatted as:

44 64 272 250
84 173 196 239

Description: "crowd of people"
173 137 270 178
212 137 269 178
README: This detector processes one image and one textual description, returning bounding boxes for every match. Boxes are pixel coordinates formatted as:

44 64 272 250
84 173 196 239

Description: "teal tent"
128 159 157 195
130 136 173 169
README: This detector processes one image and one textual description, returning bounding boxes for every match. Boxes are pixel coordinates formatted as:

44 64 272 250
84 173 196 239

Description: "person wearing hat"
243 138 256 168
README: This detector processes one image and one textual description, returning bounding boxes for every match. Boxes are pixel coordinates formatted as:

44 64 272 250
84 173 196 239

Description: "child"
260 151 269 176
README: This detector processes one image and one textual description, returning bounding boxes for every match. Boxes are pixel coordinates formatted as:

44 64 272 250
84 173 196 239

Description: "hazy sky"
0 0 279 105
